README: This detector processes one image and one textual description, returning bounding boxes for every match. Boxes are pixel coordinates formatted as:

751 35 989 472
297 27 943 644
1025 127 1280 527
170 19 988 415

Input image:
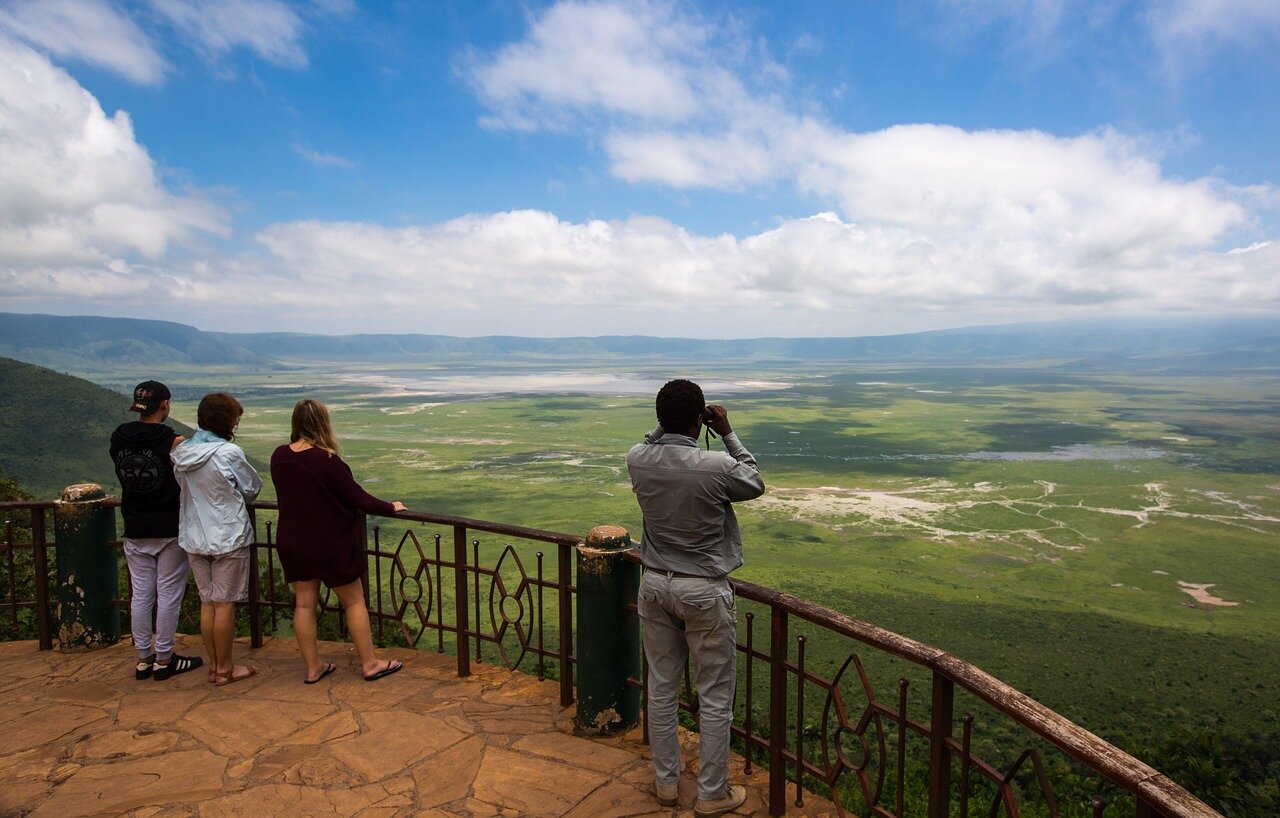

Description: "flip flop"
363 659 403 682
304 662 337 685
214 666 259 687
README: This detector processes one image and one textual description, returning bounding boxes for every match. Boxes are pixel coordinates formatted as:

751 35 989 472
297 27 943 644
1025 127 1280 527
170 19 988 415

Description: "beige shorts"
190 549 250 603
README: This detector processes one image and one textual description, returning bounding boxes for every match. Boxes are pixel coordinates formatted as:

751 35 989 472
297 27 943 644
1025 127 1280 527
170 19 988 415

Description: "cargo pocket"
638 587 660 620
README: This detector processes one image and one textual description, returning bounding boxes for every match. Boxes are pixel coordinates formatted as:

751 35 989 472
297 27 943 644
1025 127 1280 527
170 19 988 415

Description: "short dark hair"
197 392 243 441
655 379 705 432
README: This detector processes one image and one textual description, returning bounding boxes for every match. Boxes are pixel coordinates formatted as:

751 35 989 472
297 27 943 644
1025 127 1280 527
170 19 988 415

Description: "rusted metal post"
453 525 470 677
247 507 262 648
795 635 807 807
53 484 119 651
558 543 574 706
928 670 956 818
358 513 370 608
745 610 755 774
897 679 909 815
574 525 640 734
373 522 383 641
769 605 788 817
32 508 52 650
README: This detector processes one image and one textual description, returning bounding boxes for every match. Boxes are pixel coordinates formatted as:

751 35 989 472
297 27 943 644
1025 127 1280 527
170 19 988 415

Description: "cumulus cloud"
3 0 1275 334
0 38 226 268
11 209 1275 328
456 0 1275 316
0 0 166 84
801 125 1244 265
467 0 705 129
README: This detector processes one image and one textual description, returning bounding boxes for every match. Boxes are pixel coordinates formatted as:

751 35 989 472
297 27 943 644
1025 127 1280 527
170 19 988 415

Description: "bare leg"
200 601 218 670
292 580 328 680
213 601 253 680
332 579 391 676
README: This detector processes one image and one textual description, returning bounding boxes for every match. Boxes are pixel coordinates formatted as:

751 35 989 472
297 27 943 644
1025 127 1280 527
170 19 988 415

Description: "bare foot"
214 665 259 686
304 662 337 684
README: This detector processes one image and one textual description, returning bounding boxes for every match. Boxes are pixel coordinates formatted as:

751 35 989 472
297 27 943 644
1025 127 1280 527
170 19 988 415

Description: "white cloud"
1147 0 1280 63
3 0 1275 335
10 208 1275 328
467 0 703 129
292 143 355 168
0 0 347 84
927 0 1280 72
457 0 1274 317
0 0 166 85
144 0 312 69
0 38 227 268
801 125 1244 266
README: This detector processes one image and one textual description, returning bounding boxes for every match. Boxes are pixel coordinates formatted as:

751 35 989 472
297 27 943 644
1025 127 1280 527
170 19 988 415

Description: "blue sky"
1 0 1277 337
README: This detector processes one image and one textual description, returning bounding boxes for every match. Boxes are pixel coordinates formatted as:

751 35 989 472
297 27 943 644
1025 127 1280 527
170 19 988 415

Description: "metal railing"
0 498 1221 818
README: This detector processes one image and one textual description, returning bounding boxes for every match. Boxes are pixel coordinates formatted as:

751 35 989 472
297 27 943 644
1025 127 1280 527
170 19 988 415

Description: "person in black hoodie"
110 381 203 681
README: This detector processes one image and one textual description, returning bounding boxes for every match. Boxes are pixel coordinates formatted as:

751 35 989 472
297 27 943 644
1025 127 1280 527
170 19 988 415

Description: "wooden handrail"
0 496 1221 816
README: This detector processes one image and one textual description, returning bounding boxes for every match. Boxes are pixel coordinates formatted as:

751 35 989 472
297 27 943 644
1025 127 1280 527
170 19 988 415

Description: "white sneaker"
655 781 678 807
694 784 746 817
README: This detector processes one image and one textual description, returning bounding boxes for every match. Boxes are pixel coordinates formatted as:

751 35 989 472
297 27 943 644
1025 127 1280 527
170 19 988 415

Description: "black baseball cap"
129 380 171 413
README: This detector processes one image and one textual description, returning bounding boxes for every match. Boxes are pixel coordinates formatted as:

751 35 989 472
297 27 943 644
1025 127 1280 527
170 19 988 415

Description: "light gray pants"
122 537 190 661
638 571 738 801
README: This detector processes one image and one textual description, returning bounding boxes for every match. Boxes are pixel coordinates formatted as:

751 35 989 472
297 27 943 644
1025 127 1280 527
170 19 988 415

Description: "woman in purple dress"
270 399 406 683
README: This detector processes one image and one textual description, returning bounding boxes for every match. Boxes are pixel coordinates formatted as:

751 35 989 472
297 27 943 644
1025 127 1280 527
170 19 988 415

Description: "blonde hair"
290 399 340 455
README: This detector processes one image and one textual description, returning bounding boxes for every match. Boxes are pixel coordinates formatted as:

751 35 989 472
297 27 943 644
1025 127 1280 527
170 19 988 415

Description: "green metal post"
574 525 641 735
54 483 119 651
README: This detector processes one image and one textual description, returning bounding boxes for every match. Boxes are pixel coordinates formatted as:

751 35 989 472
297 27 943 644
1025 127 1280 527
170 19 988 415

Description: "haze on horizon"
0 0 1278 338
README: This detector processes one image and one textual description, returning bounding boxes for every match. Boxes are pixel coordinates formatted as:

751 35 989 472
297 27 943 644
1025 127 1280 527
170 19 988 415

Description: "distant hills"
0 313 272 370
0 357 195 498
1 311 1277 373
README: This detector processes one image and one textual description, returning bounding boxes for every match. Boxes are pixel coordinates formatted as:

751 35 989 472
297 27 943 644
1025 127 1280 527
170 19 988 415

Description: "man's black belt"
644 567 722 580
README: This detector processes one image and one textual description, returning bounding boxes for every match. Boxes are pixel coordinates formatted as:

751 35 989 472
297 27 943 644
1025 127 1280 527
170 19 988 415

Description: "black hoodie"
109 421 181 538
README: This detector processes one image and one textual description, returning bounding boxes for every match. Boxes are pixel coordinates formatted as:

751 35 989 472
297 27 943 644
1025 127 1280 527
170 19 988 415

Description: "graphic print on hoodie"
171 429 263 556
110 421 180 539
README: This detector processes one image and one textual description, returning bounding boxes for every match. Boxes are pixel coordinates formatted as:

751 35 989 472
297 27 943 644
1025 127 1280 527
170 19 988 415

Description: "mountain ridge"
2 311 1277 370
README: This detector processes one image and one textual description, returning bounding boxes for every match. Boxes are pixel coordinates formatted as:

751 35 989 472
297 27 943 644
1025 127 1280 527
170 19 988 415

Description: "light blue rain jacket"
172 429 263 556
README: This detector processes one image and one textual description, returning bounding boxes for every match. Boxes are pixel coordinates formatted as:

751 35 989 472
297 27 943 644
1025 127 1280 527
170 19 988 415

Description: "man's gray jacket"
626 426 765 578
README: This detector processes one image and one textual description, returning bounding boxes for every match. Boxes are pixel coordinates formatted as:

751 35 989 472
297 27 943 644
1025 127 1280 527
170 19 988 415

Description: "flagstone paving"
0 637 839 816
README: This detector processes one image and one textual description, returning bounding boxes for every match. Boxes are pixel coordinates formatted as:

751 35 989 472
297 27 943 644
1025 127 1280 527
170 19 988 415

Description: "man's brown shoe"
655 781 678 807
694 784 746 817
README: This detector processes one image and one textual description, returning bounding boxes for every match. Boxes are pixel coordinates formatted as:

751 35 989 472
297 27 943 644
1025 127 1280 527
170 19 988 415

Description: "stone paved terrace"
0 636 839 817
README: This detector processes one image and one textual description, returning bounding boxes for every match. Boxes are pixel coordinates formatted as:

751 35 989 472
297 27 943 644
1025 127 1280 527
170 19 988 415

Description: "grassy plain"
149 361 1278 727
85 356 1278 809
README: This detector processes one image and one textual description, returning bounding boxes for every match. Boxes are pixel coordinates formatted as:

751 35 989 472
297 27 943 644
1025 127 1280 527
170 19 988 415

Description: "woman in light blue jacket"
173 392 262 686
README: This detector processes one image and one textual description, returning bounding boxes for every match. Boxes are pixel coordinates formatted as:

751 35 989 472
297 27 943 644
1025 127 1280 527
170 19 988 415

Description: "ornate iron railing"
0 498 1221 818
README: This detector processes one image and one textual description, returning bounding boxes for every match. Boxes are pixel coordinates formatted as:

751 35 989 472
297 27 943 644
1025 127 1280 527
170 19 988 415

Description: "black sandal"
363 659 403 682
304 662 337 684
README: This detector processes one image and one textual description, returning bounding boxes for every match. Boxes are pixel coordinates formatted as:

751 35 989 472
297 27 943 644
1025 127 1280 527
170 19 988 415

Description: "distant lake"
335 370 795 397
770 444 1168 462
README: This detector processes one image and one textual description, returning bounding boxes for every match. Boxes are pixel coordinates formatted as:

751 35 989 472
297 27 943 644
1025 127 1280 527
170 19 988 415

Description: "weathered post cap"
61 483 106 503
584 525 633 552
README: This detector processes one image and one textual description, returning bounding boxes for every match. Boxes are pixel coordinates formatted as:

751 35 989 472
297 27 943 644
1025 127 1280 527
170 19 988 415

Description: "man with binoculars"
627 378 765 816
